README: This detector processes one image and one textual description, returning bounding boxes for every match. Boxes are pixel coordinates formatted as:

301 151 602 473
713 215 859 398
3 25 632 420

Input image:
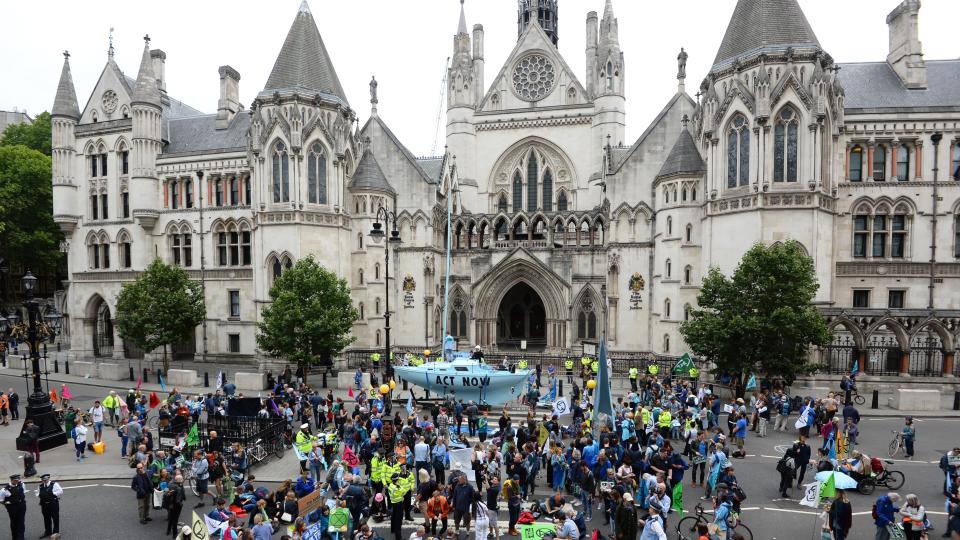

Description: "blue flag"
593 339 614 431
406 394 414 416
159 374 166 392
827 432 837 460
850 359 859 375
745 374 757 391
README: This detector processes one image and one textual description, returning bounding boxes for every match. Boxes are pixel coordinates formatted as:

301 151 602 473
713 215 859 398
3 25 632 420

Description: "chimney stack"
886 0 926 89
150 49 167 93
216 65 241 129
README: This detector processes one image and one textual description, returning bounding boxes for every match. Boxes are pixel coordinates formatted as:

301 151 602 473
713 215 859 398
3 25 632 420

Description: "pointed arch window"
684 265 692 284
664 299 671 318
308 142 328 204
666 216 673 236
606 60 613 89
526 151 539 212
359 302 365 320
896 144 910 182
185 179 194 208
512 171 523 212
374 263 381 280
229 176 239 206
727 114 749 188
450 294 468 338
663 334 670 352
685 224 693 243
375 297 381 315
665 258 672 278
357 233 364 250
557 191 568 212
576 300 597 340
272 141 290 202
850 145 864 182
214 178 223 206
774 107 799 182
118 232 132 269
272 258 282 282
497 194 508 213
542 169 553 212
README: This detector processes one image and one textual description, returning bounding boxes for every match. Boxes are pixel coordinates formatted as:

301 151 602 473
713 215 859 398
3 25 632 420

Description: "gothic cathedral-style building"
52 0 960 376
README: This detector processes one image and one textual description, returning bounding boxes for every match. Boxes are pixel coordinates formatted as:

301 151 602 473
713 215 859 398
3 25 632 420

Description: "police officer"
0 473 27 540
36 473 62 538
564 358 574 384
628 366 639 392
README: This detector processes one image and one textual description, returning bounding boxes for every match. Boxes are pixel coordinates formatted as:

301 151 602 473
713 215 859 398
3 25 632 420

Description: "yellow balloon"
423 349 431 357
379 384 390 395
586 379 597 389
389 380 397 390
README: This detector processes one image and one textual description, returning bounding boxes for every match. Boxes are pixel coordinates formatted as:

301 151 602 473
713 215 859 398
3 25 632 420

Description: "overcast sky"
3 0 956 156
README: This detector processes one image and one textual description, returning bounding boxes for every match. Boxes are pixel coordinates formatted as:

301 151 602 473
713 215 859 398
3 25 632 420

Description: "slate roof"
349 151 395 195
712 0 820 71
361 115 439 185
52 55 80 119
162 113 250 156
657 128 705 178
132 43 161 106
261 1 348 107
838 60 960 112
416 157 445 183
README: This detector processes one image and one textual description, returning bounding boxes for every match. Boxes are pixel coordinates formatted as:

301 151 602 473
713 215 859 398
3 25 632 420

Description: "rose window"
512 54 556 101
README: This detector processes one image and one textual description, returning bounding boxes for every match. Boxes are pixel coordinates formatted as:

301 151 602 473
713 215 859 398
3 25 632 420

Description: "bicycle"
675 503 753 540
857 460 906 495
848 389 866 406
888 430 904 457
175 455 201 497
245 438 269 466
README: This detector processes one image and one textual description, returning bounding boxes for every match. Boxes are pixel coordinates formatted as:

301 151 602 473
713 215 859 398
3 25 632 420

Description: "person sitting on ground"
293 470 315 498
543 490 567 519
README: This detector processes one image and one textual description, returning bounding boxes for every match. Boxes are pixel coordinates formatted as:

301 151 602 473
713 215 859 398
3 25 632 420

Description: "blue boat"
393 358 531 406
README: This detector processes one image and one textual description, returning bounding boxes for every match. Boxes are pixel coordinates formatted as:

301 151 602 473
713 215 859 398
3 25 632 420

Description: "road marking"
739 506 761 511
62 484 98 490
926 511 947 516
852 511 872 516
762 507 817 515
760 455 782 459
100 483 129 488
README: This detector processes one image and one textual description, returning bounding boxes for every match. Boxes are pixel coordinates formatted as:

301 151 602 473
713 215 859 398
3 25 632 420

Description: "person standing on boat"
471 345 484 362
444 334 455 362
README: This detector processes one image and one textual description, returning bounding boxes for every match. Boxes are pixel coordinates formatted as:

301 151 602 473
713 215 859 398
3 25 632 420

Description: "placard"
722 404 734 414
519 523 557 540
298 489 323 516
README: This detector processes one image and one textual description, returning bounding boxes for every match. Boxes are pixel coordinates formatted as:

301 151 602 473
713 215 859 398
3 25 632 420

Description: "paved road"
2 370 957 539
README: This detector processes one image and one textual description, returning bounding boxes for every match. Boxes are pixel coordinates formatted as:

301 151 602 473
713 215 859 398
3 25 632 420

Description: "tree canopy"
1 112 52 156
680 240 831 391
257 256 358 380
0 144 61 281
115 259 205 374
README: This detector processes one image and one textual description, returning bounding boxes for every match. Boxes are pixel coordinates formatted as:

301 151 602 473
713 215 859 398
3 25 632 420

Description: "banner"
672 353 694 375
342 445 360 468
190 511 210 540
448 448 476 481
302 522 325 540
672 482 684 515
519 523 557 540
553 397 571 417
799 482 821 508
204 514 228 537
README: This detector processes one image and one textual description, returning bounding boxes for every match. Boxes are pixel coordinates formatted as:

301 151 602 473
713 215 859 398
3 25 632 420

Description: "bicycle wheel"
675 516 702 539
148 416 159 430
273 440 284 459
888 437 901 457
854 394 865 405
733 523 753 540
858 477 876 496
884 470 905 490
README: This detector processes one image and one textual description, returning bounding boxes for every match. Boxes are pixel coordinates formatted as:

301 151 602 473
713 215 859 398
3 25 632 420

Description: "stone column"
943 351 955 376
891 139 899 180
845 142 851 181
867 142 875 179
900 351 910 376
914 141 923 180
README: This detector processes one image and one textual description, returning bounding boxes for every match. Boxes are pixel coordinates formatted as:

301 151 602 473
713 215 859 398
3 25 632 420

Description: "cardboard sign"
448 448 476 481
302 522 325 540
298 489 323 516
191 511 210 540
600 481 615 491
519 523 557 540
948 455 960 467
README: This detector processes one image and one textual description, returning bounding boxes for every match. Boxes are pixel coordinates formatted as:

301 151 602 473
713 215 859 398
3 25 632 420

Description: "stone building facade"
51 0 960 376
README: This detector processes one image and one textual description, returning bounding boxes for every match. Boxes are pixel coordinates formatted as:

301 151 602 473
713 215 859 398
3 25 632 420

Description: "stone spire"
712 0 820 71
458 0 468 35
52 51 80 119
131 35 161 107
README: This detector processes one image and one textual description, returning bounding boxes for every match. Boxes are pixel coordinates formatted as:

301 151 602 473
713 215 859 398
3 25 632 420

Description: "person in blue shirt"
902 417 916 459
293 470 315 498
873 492 901 540
713 495 733 536
733 414 748 458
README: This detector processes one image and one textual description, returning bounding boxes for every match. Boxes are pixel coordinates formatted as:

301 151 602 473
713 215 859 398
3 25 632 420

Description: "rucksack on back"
871 502 878 520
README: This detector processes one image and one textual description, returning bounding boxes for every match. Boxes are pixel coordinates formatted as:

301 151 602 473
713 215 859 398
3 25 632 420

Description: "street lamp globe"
389 229 402 244
21 269 37 293
369 221 385 239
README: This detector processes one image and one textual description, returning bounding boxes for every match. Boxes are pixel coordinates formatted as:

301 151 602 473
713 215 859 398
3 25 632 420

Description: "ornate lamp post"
15 270 67 451
369 207 402 379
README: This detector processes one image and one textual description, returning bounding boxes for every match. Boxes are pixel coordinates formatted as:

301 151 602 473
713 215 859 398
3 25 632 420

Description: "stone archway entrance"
92 299 114 358
497 282 547 350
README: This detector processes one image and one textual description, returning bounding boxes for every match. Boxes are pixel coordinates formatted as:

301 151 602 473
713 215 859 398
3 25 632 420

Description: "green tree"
1 112 52 155
257 256 358 382
115 259 205 375
680 240 831 394
0 145 61 282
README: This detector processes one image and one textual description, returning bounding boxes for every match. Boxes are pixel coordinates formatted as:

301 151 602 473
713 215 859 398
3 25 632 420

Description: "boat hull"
393 364 531 405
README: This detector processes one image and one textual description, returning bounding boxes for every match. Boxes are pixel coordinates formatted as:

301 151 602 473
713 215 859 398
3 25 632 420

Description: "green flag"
820 473 836 500
671 481 684 516
186 423 199 448
672 353 694 375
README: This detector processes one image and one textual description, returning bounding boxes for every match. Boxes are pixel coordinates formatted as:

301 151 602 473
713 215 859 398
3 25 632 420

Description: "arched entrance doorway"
496 282 546 350
92 299 114 358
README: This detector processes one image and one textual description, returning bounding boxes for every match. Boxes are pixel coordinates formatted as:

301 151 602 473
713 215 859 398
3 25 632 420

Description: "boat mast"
441 154 455 347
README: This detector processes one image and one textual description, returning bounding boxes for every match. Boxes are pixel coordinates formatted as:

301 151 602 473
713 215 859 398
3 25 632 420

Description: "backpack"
731 484 747 503
871 502 878 521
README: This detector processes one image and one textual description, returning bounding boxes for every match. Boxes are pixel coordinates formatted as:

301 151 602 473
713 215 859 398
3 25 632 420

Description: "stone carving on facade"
628 272 645 310
402 274 416 308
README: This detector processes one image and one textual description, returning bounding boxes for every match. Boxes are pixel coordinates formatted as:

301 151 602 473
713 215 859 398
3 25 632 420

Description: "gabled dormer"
79 52 135 125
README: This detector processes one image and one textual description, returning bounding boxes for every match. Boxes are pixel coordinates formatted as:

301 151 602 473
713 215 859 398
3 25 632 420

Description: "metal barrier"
156 415 286 455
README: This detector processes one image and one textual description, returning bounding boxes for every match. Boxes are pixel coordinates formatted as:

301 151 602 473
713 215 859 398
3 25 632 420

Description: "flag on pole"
347 387 354 399
405 394 414 416
672 353 695 375
850 359 859 375
342 445 360 468
745 374 757 391
50 387 59 403
827 433 837 461
820 473 836 500
216 371 224 389
159 374 166 392
799 482 821 508
61 384 74 400
269 399 281 417
671 482 684 516
186 423 200 448
592 339 614 432
136 375 142 391
148 392 161 409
